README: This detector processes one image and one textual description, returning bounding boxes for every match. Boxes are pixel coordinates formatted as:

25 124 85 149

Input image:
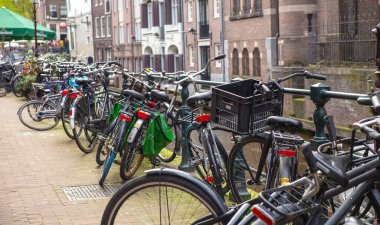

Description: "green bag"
142 112 175 159
106 102 124 124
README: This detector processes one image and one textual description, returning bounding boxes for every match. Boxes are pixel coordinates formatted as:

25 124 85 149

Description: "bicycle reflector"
137 110 150 120
119 113 132 122
196 114 211 123
278 149 297 157
251 205 275 225
68 93 77 99
145 101 156 108
61 89 69 95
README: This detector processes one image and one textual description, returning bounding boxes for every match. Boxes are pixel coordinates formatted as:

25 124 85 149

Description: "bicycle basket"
211 79 283 135
142 112 175 159
252 184 320 224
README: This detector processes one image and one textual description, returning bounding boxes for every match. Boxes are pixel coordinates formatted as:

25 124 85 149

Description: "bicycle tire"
99 151 116 186
61 98 76 139
18 100 59 131
96 119 125 166
101 173 225 225
119 128 145 180
11 75 22 97
227 134 271 203
72 98 97 153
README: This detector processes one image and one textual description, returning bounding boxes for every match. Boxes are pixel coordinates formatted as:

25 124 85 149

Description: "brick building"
36 0 67 41
92 0 113 62
183 0 224 82
112 0 142 72
140 0 184 73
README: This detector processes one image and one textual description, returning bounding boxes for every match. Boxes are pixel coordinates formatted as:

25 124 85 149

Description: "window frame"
215 44 221 67
100 16 106 37
172 0 178 26
95 17 100 38
189 45 194 66
213 0 220 17
49 4 58 19
119 24 125 44
147 3 153 29
187 0 193 22
106 15 111 37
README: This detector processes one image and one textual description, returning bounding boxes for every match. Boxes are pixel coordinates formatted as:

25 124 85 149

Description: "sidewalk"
0 95 152 225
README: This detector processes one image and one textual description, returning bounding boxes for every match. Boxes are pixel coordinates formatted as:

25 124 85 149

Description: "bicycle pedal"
114 159 121 165
97 133 108 142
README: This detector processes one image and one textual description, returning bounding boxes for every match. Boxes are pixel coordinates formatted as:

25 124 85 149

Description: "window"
172 0 178 25
95 17 100 37
233 0 240 16
49 24 57 32
49 5 57 18
105 0 110 13
95 0 98 6
107 16 111 37
214 0 220 17
119 25 124 44
125 0 128 10
232 49 239 75
215 44 221 67
147 3 153 28
60 5 67 18
252 48 261 77
253 0 262 14
135 21 141 41
107 49 111 61
114 26 118 44
86 16 90 30
100 0 102 5
87 36 90 44
242 48 249 75
188 0 193 22
101 16 106 37
189 45 194 66
307 14 313 33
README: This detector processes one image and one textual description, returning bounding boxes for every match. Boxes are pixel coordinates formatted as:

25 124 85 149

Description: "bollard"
178 79 196 172
309 83 330 149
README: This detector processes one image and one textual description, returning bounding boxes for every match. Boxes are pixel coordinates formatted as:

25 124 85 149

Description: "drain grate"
62 184 122 201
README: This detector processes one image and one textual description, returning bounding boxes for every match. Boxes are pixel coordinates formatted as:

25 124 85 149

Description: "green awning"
0 6 56 41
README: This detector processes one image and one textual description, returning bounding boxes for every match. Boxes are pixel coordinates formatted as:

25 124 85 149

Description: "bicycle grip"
304 71 327 80
301 143 318 174
371 95 380 114
360 125 380 141
214 54 226 61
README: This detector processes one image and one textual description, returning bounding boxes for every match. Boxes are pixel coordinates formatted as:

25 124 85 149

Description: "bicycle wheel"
61 98 76 139
18 100 59 131
101 173 226 225
11 75 22 97
157 114 179 163
72 98 98 153
99 151 117 186
119 127 145 180
227 134 271 203
96 119 124 166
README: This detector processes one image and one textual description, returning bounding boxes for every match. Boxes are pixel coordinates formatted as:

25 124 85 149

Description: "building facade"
183 0 224 82
112 0 142 72
66 0 94 62
92 0 113 62
36 0 68 41
140 0 183 73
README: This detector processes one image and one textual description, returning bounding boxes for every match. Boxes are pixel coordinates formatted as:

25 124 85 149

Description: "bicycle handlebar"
371 94 380 114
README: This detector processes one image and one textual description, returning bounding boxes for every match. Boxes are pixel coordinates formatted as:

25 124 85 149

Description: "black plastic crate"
211 79 283 135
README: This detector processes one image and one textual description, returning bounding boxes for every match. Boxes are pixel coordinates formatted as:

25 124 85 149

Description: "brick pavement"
0 95 151 225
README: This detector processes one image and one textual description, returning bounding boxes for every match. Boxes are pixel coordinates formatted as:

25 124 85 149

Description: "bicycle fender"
145 168 228 213
17 100 44 115
70 97 81 129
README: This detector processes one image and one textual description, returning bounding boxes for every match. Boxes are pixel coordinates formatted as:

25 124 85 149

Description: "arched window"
242 48 249 76
232 49 239 75
144 46 154 68
252 48 261 77
233 0 240 16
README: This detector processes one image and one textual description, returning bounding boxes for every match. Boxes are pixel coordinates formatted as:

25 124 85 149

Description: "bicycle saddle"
75 79 93 85
266 116 303 133
186 92 211 107
150 90 169 102
122 89 144 101
312 152 349 187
